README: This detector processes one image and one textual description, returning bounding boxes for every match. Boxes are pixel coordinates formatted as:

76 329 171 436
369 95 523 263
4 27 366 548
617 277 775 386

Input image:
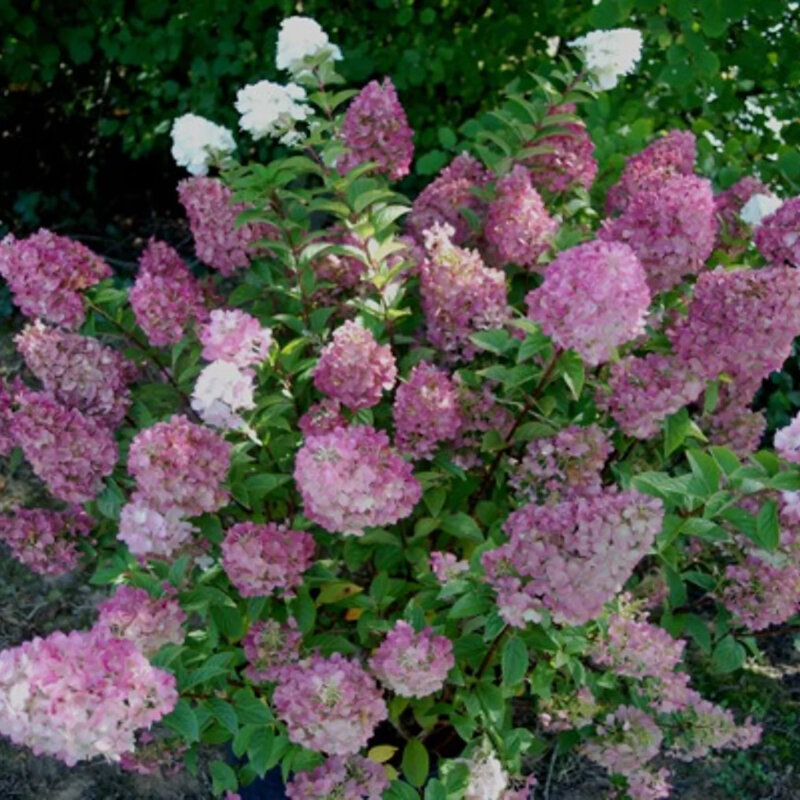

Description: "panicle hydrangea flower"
0 230 111 329
775 412 800 463
242 618 303 683
407 153 491 246
130 238 208 347
170 113 236 176
0 628 177 766
298 399 346 437
10 388 117 503
119 730 187 777
740 192 783 228
0 506 94 576
393 362 463 459
510 424 612 502
235 80 311 144
221 522 314 598
0 378 13 457
117 500 197 560
95 585 186 657
715 177 772 245
286 755 389 800
596 353 705 439
190 360 255 430
178 176 277 276
430 551 469 582
600 174 717 294
198 308 273 367
276 16 341 78
525 240 650 365
484 164 558 269
582 705 662 777
420 223 509 361
273 652 387 755
623 768 672 800
451 377 514 469
339 77 414 180
568 28 643 90
606 130 696 216
369 621 454 697
704 391 765 456
127 414 231 516
524 103 598 194
753 195 800 267
294 424 421 535
15 321 134 426
464 750 509 800
312 320 397 410
482 489 662 627
668 699 761 761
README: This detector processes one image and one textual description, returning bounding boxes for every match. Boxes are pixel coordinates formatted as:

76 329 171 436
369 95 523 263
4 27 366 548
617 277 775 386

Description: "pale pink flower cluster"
430 551 469 582
420 223 508 361
482 489 662 626
525 103 597 194
221 522 314 598
95 585 185 657
298 399 346 437
119 729 187 776
624 768 672 800
117 501 197 559
312 320 397 410
127 415 231 516
15 321 134 427
198 308 273 367
294 424 421 535
0 378 13 456
775 412 800 463
273 653 387 755
0 506 94 576
714 175 771 247
525 240 650 365
242 618 303 683
668 699 762 761
339 77 414 181
369 621 454 697
0 628 177 765
451 378 514 469
393 362 463 459
10 388 117 503
600 174 717 293
510 424 612 502
407 153 490 246
0 229 111 329
130 239 208 347
606 129 696 215
190 360 255 430
286 755 389 800
754 195 800 267
597 353 704 439
178 176 276 275
484 165 558 268
704 389 765 456
464 750 509 800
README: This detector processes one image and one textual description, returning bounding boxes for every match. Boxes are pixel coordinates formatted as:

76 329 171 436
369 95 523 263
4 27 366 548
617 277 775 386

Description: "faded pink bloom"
198 308 273 367
754 195 800 267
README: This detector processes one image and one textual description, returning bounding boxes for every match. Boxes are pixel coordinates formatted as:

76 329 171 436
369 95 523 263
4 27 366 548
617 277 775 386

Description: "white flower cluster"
191 360 255 430
464 750 509 800
170 113 235 176
276 16 342 79
235 80 312 144
740 192 783 227
569 28 643 90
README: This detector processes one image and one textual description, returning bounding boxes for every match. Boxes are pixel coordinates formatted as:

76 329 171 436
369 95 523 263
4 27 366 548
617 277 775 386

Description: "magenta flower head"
294 424 421 536
0 229 110 329
754 195 800 267
286 755 389 800
525 240 650 366
242 618 303 683
714 175 772 247
339 77 414 181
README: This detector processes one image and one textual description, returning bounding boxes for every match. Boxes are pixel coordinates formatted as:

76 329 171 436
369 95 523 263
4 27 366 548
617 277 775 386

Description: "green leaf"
424 778 448 800
232 689 274 725
441 513 483 542
207 698 238 735
163 698 199 742
558 351 584 400
501 636 529 687
711 635 746 674
756 499 779 551
244 473 292 499
210 760 238 794
247 728 275 776
686 450 721 494
401 739 429 787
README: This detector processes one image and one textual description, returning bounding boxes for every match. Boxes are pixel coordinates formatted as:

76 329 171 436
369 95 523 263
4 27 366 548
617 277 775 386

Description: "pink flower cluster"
484 164 557 269
273 653 387 755
221 522 314 598
430 551 469 582
242 618 303 683
393 362 463 459
294 424 421 535
703 387 765 456
482 489 662 626
525 240 650 365
198 308 273 367
339 77 414 181
95 585 186 657
178 176 276 275
775 412 800 463
0 229 111 329
15 321 134 427
754 195 800 267
668 699 761 761
117 501 197 559
286 755 389 800
130 239 208 347
0 506 94 576
524 103 598 194
369 621 454 697
714 175 771 247
127 414 231 516
10 388 117 503
451 378 514 469
407 153 490 246
420 223 508 361
119 730 187 776
0 379 13 457
312 320 397 410
0 628 177 765
298 399 346 437
600 174 717 294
